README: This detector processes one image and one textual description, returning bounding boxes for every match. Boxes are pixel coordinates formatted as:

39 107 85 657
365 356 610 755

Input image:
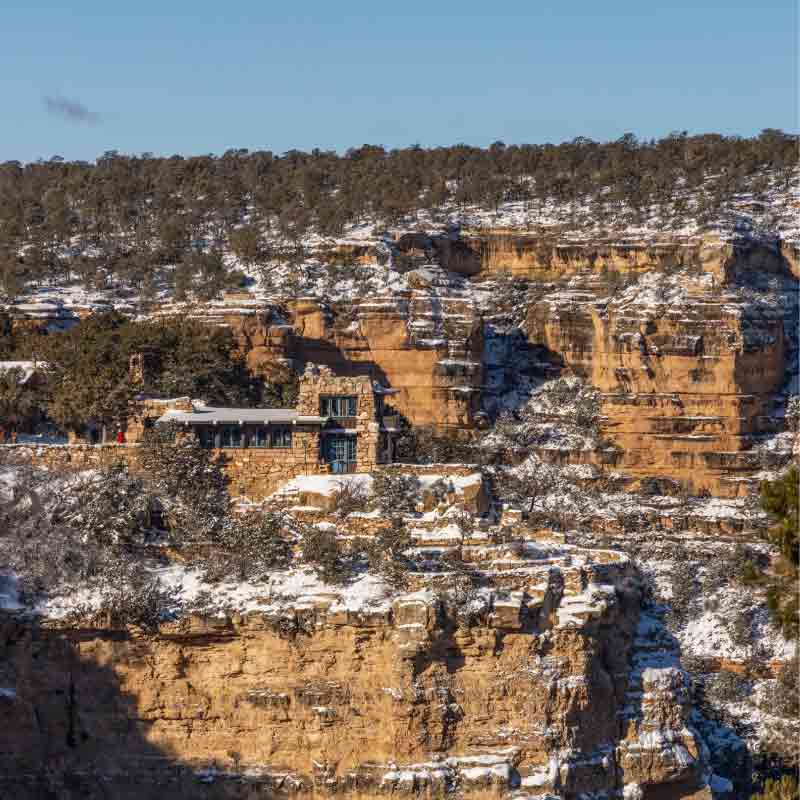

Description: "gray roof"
157 407 326 425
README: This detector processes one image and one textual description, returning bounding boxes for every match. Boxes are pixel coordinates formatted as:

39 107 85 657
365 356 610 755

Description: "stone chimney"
129 348 160 386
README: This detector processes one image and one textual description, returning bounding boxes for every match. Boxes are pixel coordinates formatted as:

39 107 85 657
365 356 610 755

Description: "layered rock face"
0 537 716 800
518 242 797 496
156 275 484 431
460 230 799 284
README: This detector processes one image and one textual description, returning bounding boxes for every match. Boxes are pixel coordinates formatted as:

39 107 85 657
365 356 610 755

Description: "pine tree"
760 468 799 639
0 367 42 431
136 423 230 542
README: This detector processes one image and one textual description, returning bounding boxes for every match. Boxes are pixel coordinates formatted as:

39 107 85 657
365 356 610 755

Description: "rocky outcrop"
5 224 796 496
462 231 799 283
521 257 796 496
161 281 484 431
0 536 721 800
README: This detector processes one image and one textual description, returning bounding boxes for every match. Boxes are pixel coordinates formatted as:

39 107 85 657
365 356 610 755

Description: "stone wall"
213 427 327 499
297 363 383 472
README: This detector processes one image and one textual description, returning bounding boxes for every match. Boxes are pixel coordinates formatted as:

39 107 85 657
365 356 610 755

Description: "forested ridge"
0 130 796 298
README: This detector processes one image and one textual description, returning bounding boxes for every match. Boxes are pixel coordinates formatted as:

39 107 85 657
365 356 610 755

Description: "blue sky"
0 0 796 163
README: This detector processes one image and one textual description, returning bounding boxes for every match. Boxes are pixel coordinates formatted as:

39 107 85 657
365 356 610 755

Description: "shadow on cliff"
482 324 565 420
291 335 392 388
0 615 247 800
621 606 751 799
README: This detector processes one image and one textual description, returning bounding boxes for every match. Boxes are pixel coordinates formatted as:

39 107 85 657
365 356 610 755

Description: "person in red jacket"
116 429 125 445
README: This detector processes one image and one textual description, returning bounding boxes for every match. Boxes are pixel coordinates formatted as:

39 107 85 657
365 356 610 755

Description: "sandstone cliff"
0 535 720 800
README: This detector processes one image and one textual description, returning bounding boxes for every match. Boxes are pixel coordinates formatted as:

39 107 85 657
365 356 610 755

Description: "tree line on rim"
0 130 796 298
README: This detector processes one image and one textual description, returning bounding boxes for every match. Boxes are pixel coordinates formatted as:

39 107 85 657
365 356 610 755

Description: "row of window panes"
196 426 292 449
320 395 357 417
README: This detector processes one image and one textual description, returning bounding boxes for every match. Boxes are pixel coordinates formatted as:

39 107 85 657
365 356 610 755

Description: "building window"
251 426 291 448
220 425 242 448
271 427 292 448
325 435 357 473
197 427 215 449
252 427 270 448
320 395 357 418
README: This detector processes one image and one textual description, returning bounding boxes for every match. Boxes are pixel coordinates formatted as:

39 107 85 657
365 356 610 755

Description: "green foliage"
738 557 765 586
209 511 293 582
0 367 43 430
761 467 799 567
300 525 349 584
129 319 260 405
229 225 263 266
760 468 799 640
40 312 136 432
365 517 412 588
0 132 794 297
371 471 421 514
34 313 261 433
395 422 478 465
260 371 299 409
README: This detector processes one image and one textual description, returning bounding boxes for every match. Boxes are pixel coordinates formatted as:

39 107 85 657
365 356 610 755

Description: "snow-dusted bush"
364 517 412 588
664 559 701 629
0 465 103 599
448 506 476 537
700 670 751 728
0 463 182 628
494 456 558 519
371 471 421 514
202 511 294 583
487 377 602 454
137 424 230 541
69 464 161 547
436 571 482 628
330 479 370 519
300 526 350 585
785 395 800 431
82 559 183 632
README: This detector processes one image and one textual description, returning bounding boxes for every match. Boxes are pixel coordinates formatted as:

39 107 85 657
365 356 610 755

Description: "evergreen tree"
760 468 799 639
42 312 136 435
0 367 43 431
136 423 230 542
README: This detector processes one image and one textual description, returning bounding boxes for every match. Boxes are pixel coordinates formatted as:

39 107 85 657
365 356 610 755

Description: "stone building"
147 364 400 497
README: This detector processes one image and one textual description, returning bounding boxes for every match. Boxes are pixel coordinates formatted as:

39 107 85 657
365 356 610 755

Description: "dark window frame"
320 395 357 418
324 434 357 473
270 426 292 449
248 425 292 448
197 427 215 449
252 426 270 448
220 425 242 448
